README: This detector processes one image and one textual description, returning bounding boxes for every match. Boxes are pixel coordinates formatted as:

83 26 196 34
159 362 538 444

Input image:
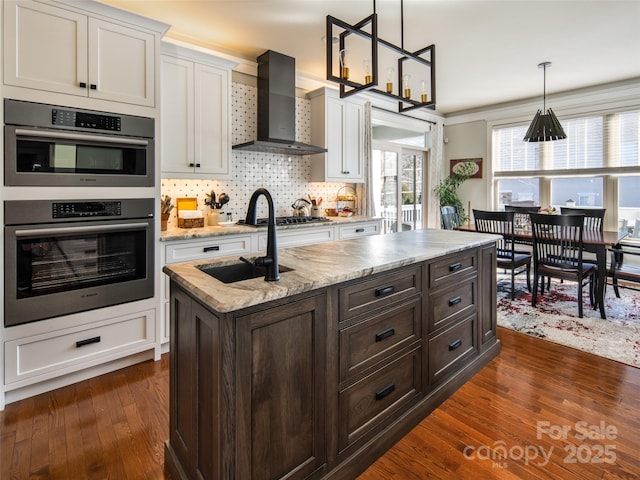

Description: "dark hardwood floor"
2 327 639 479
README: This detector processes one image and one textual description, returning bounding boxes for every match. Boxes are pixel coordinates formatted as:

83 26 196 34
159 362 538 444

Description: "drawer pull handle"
449 339 462 351
355 228 365 233
203 246 220 252
375 384 395 401
76 336 101 348
375 328 395 342
449 262 462 272
448 296 462 307
375 285 395 297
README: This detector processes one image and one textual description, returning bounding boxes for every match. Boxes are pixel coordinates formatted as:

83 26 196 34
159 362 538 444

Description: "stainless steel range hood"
232 50 327 156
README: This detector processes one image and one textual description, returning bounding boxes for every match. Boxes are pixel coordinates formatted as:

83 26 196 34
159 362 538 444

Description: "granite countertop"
159 215 381 242
163 228 499 313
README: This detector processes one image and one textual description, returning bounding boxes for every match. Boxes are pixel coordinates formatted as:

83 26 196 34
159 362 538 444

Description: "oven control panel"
52 201 122 218
52 109 122 131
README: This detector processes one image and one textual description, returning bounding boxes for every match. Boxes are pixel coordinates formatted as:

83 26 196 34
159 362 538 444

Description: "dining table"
456 222 628 319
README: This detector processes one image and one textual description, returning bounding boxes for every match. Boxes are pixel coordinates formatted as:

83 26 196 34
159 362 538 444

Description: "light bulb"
363 59 372 84
386 67 394 93
421 80 428 103
339 49 349 80
403 74 411 99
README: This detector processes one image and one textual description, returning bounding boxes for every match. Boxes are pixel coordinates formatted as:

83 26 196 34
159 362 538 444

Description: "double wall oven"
4 199 155 326
4 99 154 187
3 100 156 327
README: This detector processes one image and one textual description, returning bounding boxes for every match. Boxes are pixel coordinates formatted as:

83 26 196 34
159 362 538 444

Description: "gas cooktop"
238 216 332 227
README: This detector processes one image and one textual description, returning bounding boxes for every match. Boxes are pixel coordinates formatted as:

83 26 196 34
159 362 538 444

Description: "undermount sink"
198 261 294 284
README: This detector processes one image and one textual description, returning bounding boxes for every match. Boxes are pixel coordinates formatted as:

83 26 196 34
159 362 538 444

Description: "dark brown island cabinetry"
165 244 500 480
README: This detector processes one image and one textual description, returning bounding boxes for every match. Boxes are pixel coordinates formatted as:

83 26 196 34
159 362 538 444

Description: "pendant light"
326 0 435 113
523 62 567 142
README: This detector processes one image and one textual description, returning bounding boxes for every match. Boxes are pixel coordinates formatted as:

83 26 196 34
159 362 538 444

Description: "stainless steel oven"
4 198 154 326
4 99 154 187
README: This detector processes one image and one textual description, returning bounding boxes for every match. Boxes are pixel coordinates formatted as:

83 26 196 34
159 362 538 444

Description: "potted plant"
434 161 476 224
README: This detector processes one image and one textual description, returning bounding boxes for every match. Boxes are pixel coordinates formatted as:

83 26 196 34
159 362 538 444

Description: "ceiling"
101 0 640 115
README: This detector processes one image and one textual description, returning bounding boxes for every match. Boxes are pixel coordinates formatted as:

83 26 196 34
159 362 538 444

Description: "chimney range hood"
232 50 327 156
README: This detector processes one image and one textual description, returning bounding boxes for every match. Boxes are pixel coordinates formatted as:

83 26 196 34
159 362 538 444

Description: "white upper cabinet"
3 0 157 107
160 42 236 178
309 87 365 183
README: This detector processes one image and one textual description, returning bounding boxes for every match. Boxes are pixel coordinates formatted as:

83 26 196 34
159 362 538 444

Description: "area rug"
496 275 640 368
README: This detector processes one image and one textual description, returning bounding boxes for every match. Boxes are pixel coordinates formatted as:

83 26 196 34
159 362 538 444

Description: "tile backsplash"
161 82 350 227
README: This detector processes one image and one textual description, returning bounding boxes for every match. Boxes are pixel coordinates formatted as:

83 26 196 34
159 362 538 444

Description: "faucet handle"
253 256 273 267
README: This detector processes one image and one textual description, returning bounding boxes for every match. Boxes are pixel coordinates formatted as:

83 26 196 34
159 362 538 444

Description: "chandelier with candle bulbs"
326 0 435 113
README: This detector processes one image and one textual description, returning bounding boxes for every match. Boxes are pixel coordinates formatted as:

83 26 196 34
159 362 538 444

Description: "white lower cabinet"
257 226 335 251
4 309 155 389
338 221 381 239
161 234 254 343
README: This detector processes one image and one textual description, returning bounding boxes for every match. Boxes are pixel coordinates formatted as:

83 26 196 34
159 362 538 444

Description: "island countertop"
163 228 498 313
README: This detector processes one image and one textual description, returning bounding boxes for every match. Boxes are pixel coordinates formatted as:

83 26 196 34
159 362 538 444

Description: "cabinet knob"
79 82 87 89
90 84 97 90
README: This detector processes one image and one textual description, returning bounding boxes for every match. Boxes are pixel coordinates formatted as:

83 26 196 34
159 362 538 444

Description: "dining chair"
560 206 606 232
440 206 460 230
530 213 596 318
608 241 640 298
474 209 532 299
560 207 607 267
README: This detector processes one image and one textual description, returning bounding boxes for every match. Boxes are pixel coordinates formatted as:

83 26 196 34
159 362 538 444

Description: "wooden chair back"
530 213 586 271
560 207 606 232
505 205 539 229
474 210 516 258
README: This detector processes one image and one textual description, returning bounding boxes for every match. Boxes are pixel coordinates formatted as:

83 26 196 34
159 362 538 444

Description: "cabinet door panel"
195 63 230 176
236 294 327 480
161 55 194 173
343 101 364 180
325 97 345 179
88 18 155 106
4 1 88 94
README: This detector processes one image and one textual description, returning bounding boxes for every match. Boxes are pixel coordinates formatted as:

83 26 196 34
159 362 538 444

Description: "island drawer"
428 314 477 387
338 347 422 453
428 278 477 333
165 235 253 264
339 298 422 382
428 250 477 289
338 266 422 321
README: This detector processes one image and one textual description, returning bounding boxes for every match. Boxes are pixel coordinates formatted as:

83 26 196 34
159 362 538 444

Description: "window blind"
494 110 640 177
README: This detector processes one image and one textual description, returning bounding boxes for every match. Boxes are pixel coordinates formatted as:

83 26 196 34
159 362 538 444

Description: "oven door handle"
14 128 150 146
15 222 150 237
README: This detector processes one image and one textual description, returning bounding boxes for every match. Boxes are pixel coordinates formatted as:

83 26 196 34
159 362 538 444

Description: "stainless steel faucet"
244 188 279 281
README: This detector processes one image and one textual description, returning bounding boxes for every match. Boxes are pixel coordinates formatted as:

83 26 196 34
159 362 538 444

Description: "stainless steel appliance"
4 198 154 326
237 216 331 226
4 99 154 187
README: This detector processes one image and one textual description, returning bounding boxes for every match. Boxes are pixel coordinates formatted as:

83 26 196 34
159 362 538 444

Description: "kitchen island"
163 228 501 480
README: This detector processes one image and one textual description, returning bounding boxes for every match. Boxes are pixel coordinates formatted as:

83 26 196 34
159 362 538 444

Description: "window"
492 110 640 227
